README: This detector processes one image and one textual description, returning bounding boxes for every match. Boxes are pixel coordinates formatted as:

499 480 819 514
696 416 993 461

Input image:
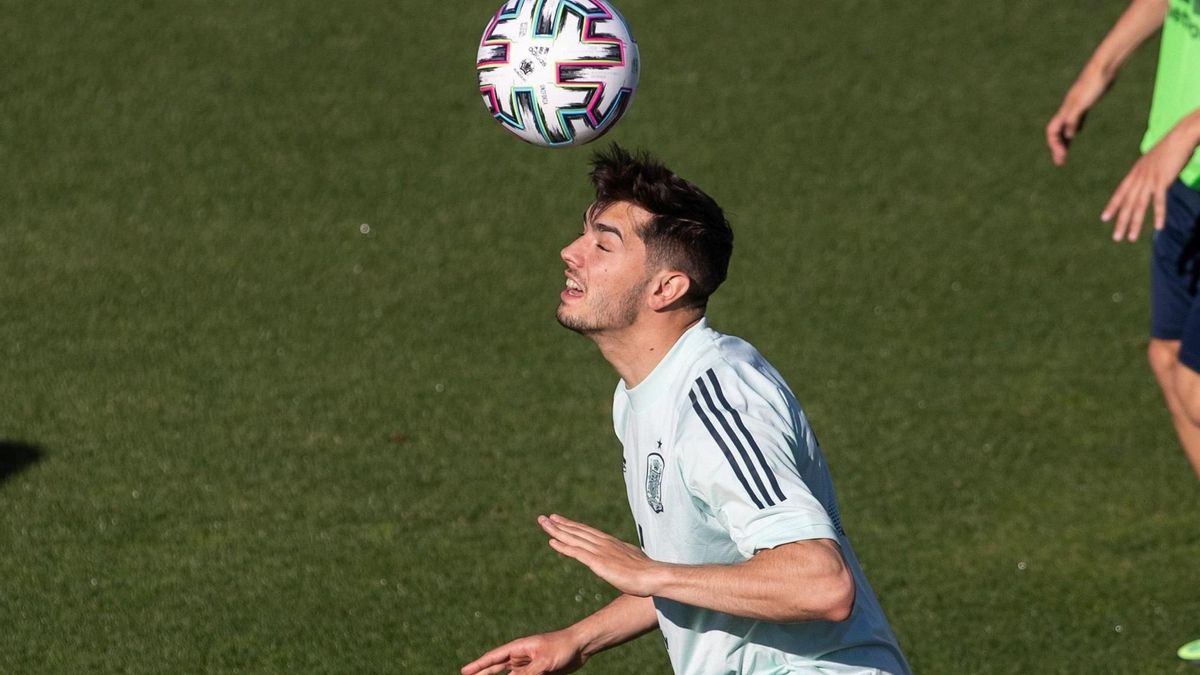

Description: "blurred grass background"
1 0 1198 672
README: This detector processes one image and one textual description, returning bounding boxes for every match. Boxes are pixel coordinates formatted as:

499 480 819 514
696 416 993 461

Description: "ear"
647 270 691 311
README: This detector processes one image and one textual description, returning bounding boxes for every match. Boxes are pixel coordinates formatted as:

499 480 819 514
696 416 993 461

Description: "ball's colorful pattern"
477 0 639 147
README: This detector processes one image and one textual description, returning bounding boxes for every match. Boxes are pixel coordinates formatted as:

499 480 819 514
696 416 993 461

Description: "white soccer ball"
476 0 640 147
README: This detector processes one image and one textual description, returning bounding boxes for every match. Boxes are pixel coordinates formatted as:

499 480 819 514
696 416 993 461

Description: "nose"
561 234 584 268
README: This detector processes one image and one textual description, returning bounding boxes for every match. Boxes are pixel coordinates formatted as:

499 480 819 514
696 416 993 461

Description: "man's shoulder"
693 333 785 399
682 324 769 379
703 325 783 374
675 340 794 442
618 323 792 434
670 334 757 411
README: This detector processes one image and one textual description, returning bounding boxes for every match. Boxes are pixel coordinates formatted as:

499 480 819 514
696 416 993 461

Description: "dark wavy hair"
588 145 733 310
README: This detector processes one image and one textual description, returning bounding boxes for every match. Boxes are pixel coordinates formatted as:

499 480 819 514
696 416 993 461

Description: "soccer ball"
476 0 639 147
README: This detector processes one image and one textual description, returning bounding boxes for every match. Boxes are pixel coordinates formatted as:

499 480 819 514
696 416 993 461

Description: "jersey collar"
621 316 710 412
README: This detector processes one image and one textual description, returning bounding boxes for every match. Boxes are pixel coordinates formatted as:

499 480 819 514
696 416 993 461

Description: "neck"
591 311 703 388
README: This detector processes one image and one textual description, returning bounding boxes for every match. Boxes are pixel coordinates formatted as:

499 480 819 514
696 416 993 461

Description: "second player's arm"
1104 107 1200 239
1078 0 1167 82
1047 0 1167 164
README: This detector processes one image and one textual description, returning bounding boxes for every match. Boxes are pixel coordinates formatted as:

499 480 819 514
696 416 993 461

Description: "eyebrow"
593 221 624 241
581 207 624 242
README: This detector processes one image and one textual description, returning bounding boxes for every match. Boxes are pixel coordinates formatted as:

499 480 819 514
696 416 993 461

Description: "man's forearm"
1085 0 1167 81
644 540 854 624
1168 108 1200 150
565 593 658 657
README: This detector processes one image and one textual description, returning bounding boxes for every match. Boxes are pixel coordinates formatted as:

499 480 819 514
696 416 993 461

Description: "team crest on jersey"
645 452 665 513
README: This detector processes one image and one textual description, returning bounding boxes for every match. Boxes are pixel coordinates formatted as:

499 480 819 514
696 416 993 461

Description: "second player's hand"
539 515 662 597
1102 129 1196 241
1046 69 1109 166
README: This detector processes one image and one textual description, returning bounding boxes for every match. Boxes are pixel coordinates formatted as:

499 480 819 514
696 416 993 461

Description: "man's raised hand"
539 514 662 598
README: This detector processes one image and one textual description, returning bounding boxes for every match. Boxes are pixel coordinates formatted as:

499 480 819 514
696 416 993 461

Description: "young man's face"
556 200 654 335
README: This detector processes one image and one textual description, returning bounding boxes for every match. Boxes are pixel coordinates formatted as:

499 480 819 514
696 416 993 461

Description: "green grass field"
3 0 1199 672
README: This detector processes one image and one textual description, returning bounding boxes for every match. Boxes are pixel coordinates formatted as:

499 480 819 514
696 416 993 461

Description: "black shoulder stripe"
705 369 788 503
694 375 776 508
688 389 765 510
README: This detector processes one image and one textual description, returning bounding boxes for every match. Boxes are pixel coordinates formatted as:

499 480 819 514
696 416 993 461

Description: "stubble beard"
556 282 644 336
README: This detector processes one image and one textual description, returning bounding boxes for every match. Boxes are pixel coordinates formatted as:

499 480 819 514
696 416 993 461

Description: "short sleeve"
678 368 839 559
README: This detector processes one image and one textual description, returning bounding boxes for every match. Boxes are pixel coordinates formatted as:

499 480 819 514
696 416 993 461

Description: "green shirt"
1142 0 1200 187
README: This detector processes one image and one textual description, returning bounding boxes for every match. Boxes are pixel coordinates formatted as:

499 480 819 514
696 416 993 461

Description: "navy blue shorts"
1150 179 1200 371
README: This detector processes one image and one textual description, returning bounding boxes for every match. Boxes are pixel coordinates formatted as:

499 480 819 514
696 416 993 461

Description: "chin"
556 307 595 334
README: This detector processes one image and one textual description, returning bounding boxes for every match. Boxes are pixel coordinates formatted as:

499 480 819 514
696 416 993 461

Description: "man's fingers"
548 538 621 589
1128 211 1144 242
511 662 544 675
538 515 589 546
1047 108 1082 165
1110 196 1127 240
1154 189 1167 231
463 640 537 675
1102 175 1131 224
546 513 583 528
1128 189 1152 241
1108 194 1128 241
547 532 604 561
547 536 581 558
1045 119 1061 151
462 648 511 675
548 537 601 572
1046 117 1069 165
548 514 611 540
462 657 504 675
540 515 606 546
1132 184 1159 240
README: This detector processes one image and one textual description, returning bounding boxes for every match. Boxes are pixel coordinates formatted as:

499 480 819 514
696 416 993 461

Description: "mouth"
562 273 585 300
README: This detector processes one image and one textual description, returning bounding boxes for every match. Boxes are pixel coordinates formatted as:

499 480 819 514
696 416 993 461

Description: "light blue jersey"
614 319 909 675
